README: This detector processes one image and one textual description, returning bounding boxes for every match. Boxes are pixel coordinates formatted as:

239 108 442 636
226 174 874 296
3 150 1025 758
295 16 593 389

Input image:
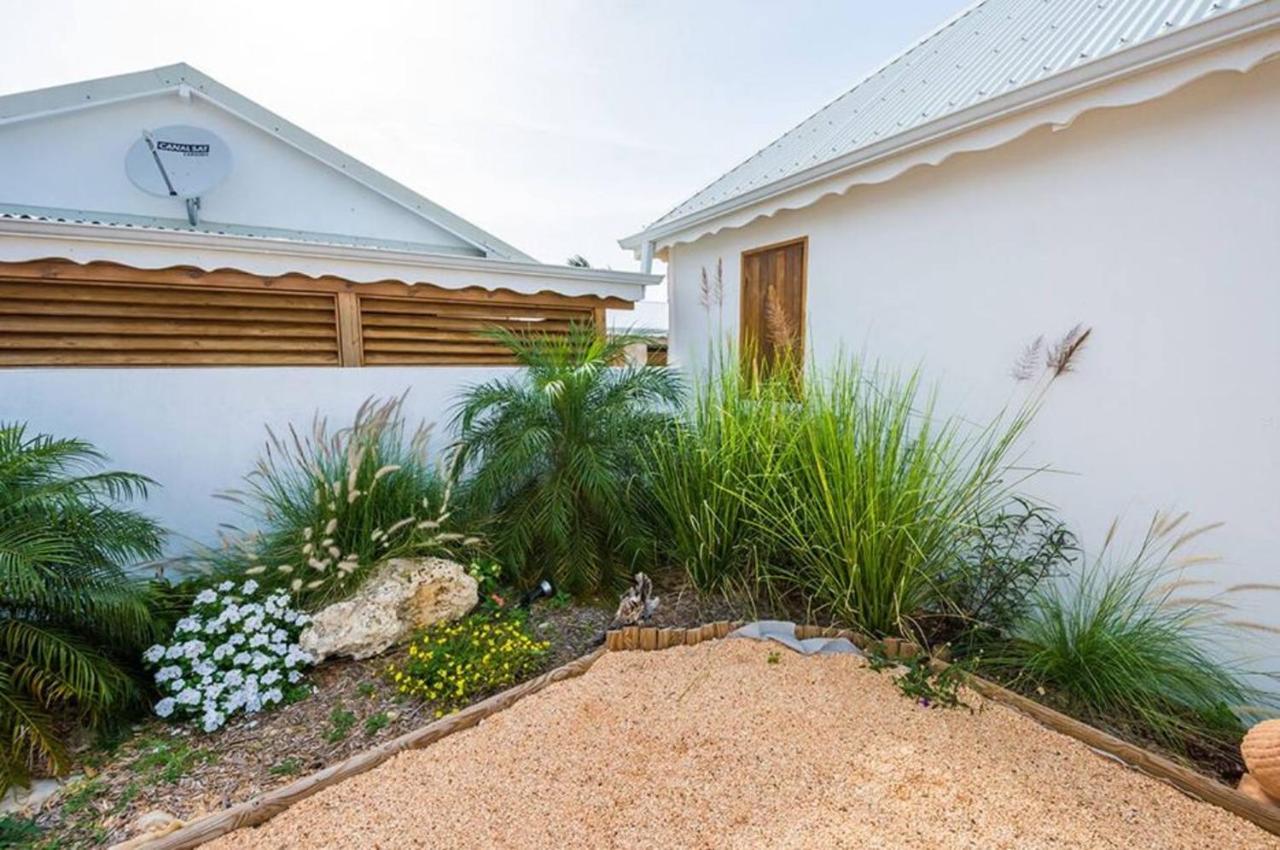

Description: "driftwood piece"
142 648 605 849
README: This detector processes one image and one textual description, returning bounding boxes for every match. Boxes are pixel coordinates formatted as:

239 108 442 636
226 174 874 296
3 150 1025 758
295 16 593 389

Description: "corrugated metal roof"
650 0 1264 230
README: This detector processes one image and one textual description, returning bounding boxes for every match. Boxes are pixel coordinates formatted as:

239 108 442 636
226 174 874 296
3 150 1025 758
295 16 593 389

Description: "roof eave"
620 0 1280 251
0 216 662 302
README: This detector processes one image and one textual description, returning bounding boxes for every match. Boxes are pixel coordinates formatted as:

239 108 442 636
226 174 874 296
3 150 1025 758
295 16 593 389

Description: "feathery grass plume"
763 282 798 354
698 258 725 311
1046 324 1091 377
985 513 1275 760
1011 335 1044 381
0 424 165 795
451 322 682 595
197 396 466 610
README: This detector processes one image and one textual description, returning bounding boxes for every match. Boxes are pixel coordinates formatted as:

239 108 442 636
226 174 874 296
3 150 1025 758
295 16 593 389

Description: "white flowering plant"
143 579 314 732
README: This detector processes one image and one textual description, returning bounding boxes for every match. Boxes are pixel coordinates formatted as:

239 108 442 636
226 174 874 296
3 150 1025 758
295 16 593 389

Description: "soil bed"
206 639 1278 850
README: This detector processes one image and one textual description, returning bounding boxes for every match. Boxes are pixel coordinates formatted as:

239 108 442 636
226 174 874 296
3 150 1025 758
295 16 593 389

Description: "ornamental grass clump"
143 579 313 732
387 612 549 715
643 355 800 595
646 350 1041 639
209 396 474 610
987 513 1276 760
0 423 166 795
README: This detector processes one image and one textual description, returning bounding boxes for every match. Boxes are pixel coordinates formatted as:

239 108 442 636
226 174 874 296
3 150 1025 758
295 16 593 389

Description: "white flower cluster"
143 580 314 733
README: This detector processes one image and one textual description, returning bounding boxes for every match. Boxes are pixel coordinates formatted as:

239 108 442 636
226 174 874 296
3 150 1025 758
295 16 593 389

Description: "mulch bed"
20 573 747 848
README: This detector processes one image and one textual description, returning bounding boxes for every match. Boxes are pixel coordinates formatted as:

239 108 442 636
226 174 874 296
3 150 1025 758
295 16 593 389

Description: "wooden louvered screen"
0 278 340 366
359 295 597 366
0 260 615 368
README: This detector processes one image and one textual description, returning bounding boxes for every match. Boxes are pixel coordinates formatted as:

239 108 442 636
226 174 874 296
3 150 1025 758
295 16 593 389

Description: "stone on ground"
299 557 477 661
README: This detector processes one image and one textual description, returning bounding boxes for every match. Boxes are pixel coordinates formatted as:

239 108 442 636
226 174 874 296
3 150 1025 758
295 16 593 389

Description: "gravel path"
208 640 1280 849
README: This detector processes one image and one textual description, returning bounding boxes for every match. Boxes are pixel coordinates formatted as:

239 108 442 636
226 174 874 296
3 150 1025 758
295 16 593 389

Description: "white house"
0 63 660 547
622 0 1280 638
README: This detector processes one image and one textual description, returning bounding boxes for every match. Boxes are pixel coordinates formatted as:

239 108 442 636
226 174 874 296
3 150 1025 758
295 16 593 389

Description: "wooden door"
740 237 806 379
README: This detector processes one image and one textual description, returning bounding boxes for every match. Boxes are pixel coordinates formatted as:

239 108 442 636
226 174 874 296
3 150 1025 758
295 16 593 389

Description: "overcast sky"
1 0 965 286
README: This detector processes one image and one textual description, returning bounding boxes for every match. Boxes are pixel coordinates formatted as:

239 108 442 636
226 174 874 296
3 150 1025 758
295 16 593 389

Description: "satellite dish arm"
141 129 178 197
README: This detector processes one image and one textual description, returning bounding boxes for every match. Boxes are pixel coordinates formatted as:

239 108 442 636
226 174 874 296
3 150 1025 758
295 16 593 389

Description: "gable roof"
622 0 1280 250
0 63 536 262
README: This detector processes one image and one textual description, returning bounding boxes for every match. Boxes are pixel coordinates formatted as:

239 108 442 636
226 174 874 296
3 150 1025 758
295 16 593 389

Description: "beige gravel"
207 640 1280 850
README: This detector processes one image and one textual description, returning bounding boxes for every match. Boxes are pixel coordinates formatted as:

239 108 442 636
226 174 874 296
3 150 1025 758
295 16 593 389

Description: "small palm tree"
452 324 681 595
0 424 165 793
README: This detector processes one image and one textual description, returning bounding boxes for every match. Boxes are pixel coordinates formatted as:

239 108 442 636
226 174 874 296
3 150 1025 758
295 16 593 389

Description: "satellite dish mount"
126 125 232 226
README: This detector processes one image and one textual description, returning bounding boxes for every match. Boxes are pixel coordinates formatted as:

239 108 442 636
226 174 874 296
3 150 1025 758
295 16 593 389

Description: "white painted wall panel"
0 366 508 552
668 61 1280 641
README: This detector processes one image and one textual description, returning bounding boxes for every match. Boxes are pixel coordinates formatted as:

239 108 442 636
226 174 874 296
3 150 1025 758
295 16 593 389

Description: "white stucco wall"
667 60 1280 640
0 92 476 252
1 366 508 554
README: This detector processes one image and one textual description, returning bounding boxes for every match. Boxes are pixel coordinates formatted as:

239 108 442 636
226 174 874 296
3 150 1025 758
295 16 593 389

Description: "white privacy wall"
667 61 1280 637
0 366 509 552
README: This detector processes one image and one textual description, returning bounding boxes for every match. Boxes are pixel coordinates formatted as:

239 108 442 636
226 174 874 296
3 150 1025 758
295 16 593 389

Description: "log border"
604 621 1280 838
141 648 605 849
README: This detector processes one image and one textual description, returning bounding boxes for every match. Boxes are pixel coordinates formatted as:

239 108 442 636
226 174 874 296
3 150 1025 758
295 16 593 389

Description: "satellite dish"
126 125 232 223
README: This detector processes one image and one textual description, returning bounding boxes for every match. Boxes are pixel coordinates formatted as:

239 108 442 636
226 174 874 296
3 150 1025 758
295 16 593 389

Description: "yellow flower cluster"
385 613 550 717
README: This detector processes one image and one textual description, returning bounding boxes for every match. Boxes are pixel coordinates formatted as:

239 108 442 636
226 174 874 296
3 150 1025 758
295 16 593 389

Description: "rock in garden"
299 557 478 661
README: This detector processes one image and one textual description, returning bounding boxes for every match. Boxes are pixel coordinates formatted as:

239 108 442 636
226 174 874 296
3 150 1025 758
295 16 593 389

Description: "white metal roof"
0 63 536 262
627 0 1275 245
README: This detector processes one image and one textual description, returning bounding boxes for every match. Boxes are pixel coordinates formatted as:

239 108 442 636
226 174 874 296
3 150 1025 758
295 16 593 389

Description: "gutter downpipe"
640 240 654 275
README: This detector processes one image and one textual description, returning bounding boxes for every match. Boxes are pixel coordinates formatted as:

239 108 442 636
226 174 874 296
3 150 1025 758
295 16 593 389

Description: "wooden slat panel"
360 297 592 321
363 352 519 366
362 327 551 343
0 298 335 324
0 316 337 338
335 292 363 368
0 261 608 369
0 335 335 352
739 237 806 379
358 294 584 367
357 340 511 355
0 281 335 311
360 313 574 333
0 351 338 366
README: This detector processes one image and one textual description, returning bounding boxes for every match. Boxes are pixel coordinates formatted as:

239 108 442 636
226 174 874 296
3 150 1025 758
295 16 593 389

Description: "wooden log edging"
606 621 1280 838
944 663 1280 837
142 647 606 850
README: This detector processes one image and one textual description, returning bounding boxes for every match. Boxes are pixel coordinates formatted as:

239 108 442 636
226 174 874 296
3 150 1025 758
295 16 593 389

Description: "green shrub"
0 424 165 794
986 514 1272 758
452 325 682 594
207 397 471 609
387 611 549 714
937 497 1078 650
